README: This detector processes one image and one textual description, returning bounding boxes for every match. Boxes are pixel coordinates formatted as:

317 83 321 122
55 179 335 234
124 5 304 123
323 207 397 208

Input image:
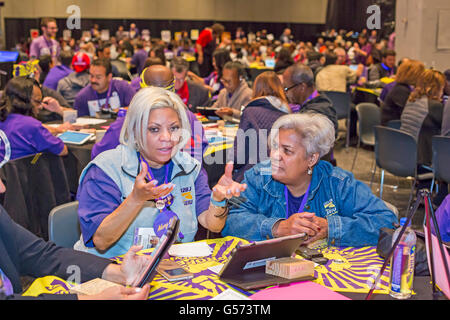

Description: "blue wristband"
210 194 227 207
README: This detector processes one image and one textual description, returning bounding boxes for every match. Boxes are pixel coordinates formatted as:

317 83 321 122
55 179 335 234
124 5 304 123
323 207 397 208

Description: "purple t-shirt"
91 116 125 159
29 35 60 59
43 65 73 91
130 49 148 75
431 194 450 242
77 161 211 247
73 79 136 117
0 113 64 160
355 43 372 65
90 109 208 162
130 77 141 93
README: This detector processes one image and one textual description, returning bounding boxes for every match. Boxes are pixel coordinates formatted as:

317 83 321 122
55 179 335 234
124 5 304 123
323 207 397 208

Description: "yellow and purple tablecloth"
23 236 390 299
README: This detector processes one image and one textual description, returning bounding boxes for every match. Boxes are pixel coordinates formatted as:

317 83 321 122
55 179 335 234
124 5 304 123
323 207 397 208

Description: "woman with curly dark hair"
0 77 67 160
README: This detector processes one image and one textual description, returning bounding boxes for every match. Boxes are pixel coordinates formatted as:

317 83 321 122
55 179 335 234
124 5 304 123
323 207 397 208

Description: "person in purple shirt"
29 18 60 61
130 42 149 75
0 77 68 161
128 23 139 39
75 87 246 258
73 58 135 117
354 35 372 66
92 64 208 162
42 51 73 91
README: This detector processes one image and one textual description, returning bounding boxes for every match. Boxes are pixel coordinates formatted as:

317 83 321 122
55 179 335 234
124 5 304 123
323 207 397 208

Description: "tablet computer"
349 64 358 71
219 233 313 290
57 131 94 145
131 217 180 288
264 59 275 68
196 106 219 117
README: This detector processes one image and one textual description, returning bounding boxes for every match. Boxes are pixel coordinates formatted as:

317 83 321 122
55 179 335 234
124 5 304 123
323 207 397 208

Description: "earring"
307 167 313 175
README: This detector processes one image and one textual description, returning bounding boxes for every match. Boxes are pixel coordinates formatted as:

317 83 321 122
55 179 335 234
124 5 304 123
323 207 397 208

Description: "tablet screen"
349 64 358 71
58 131 92 144
265 59 275 68
0 51 19 63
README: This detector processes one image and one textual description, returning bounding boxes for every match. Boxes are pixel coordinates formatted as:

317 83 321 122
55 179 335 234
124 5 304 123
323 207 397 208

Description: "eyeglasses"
220 78 233 85
31 98 43 105
284 82 301 92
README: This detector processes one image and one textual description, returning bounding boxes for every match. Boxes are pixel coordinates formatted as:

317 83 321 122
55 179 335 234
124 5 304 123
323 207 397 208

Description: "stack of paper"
168 242 213 257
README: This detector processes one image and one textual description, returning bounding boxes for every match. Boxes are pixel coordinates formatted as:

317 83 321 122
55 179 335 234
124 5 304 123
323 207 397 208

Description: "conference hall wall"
1 0 328 50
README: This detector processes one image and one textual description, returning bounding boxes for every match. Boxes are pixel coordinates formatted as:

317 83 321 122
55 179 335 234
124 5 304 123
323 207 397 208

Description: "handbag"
376 227 430 276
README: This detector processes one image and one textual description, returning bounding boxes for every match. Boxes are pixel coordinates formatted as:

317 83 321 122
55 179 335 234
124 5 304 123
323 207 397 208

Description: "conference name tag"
243 257 277 270
133 227 159 250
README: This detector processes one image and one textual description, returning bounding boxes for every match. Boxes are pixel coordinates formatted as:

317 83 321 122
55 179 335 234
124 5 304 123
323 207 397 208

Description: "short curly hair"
269 112 335 158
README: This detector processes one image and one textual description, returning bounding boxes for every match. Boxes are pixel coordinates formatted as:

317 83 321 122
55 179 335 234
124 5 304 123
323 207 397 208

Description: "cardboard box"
266 258 315 279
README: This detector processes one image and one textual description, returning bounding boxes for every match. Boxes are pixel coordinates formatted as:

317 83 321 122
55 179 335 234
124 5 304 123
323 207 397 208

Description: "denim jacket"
222 160 398 247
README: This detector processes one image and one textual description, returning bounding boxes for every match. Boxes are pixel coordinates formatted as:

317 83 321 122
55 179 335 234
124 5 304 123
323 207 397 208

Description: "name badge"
133 227 159 249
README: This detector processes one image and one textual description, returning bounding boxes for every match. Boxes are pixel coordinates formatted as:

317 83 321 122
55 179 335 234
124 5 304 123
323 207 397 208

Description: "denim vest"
74 145 200 258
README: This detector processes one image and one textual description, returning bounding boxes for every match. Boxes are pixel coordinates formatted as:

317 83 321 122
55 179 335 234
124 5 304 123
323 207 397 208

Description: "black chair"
111 59 132 81
430 135 450 193
0 153 71 240
351 103 380 172
322 91 352 148
246 67 272 82
373 126 433 211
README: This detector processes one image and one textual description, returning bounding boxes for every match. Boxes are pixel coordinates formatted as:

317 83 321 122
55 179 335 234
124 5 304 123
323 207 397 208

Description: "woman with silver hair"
75 87 246 258
222 113 398 247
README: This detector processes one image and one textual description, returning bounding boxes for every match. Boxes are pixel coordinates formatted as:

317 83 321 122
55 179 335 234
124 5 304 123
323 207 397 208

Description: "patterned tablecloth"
22 236 390 299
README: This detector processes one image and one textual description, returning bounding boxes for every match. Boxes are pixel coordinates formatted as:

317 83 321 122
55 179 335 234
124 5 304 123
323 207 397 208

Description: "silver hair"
269 112 335 158
119 87 191 153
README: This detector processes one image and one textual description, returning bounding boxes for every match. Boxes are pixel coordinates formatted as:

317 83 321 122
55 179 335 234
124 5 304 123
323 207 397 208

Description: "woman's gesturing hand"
211 162 247 202
130 161 175 204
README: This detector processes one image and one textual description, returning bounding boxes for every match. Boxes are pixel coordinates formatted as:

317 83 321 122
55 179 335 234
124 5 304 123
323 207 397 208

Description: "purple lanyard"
301 90 319 108
284 183 310 219
138 153 169 185
44 37 54 56
95 80 113 110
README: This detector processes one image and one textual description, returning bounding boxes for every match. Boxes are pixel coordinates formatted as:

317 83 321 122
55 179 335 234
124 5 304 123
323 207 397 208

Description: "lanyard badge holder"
99 83 113 113
284 183 311 219
138 154 184 240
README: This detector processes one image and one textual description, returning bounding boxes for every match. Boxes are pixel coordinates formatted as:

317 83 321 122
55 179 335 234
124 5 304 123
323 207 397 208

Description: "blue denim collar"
261 160 326 202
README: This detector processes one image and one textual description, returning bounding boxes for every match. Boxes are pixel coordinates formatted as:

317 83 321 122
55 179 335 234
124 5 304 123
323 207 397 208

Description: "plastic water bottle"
389 217 416 299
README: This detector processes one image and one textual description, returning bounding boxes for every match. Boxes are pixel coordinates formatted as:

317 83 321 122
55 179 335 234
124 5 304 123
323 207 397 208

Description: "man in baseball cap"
57 52 91 107
72 52 91 73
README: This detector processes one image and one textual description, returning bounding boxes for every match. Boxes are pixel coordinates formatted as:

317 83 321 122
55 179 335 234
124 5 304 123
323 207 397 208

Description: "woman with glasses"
211 61 253 120
75 87 246 258
0 77 68 161
188 48 232 101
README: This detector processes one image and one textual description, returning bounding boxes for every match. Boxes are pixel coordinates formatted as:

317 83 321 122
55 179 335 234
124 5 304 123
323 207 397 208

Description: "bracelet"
210 194 227 208
213 206 229 218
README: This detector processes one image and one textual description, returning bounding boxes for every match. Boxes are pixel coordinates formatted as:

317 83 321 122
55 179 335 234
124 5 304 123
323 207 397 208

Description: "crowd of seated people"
0 19 449 299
